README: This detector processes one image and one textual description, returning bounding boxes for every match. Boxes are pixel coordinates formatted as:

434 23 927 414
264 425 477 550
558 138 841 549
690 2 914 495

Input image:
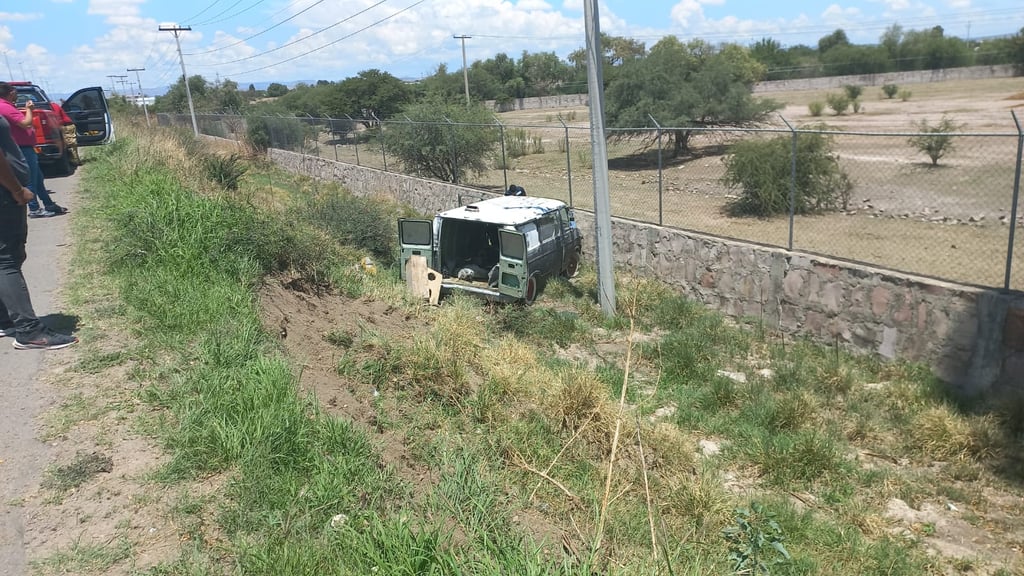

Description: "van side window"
558 208 572 236
520 222 540 254
536 215 559 246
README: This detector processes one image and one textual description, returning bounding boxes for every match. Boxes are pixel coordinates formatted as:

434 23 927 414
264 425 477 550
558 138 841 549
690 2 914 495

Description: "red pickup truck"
10 82 112 175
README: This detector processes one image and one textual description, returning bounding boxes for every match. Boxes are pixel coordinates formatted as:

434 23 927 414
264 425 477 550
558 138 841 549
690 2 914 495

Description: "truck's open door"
63 86 113 145
498 229 535 303
398 219 433 280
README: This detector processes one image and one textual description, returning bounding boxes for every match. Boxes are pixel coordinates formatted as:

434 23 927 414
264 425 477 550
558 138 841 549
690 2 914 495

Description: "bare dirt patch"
20 350 183 576
256 278 437 490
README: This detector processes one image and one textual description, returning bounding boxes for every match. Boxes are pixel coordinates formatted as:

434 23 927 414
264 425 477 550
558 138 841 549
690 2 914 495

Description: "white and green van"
399 195 583 304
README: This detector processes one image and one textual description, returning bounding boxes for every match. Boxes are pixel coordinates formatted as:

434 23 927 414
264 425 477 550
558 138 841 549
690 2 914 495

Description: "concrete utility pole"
128 67 151 126
583 0 616 317
116 76 129 96
159 23 199 137
106 75 119 94
454 35 471 106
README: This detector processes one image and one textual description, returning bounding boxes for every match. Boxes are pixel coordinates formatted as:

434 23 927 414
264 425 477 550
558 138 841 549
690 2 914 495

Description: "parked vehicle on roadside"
10 82 113 175
399 195 583 304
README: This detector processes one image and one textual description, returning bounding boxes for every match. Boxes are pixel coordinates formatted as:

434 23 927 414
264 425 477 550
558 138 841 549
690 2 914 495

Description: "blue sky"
1 0 1021 96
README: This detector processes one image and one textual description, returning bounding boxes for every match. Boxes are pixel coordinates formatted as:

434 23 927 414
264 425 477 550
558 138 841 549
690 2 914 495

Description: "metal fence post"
444 116 458 184
558 114 574 207
373 112 387 172
781 115 797 251
345 114 360 166
307 113 320 158
649 114 664 226
1006 110 1023 292
324 114 337 162
493 115 508 191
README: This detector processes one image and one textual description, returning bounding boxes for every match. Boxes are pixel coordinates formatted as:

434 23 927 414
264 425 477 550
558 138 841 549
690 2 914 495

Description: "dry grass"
907 406 1004 461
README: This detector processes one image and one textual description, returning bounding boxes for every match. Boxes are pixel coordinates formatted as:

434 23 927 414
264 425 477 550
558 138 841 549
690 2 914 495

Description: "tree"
908 116 963 166
383 100 497 183
723 130 852 216
750 37 795 80
519 51 572 96
1013 27 1024 74
265 82 289 97
604 36 780 157
820 44 890 76
818 29 850 54
880 23 904 63
153 74 210 113
325 69 411 126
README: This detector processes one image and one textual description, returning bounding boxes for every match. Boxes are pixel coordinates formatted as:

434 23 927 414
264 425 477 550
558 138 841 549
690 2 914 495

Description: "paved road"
0 170 80 575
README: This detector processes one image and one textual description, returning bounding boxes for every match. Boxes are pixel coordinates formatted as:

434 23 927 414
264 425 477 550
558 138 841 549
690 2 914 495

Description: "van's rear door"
497 229 529 300
398 219 433 279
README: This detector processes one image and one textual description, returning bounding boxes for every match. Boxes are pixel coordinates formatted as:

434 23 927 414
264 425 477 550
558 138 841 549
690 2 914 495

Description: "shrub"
246 115 307 152
807 101 825 117
506 127 529 158
723 130 853 217
908 116 964 166
308 192 398 262
203 153 248 191
852 100 862 114
898 89 912 101
826 93 850 115
842 84 863 101
882 84 899 99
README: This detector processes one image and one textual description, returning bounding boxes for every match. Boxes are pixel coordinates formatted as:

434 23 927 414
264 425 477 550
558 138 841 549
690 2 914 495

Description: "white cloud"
0 12 44 22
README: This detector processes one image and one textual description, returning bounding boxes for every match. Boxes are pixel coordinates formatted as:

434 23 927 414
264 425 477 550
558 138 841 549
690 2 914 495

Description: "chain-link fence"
158 111 1024 291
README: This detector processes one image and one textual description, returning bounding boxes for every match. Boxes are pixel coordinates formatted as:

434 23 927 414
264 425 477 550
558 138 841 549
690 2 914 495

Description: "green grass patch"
67 124 1019 576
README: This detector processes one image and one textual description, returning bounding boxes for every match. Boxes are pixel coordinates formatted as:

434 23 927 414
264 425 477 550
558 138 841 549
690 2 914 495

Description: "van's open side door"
398 219 433 279
498 229 533 303
63 86 113 145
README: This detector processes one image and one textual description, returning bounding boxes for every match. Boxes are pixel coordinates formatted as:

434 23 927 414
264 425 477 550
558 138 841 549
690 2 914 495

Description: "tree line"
150 24 1024 118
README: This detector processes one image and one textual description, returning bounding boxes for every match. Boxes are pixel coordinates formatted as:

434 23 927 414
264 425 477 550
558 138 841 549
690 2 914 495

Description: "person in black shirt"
0 115 78 350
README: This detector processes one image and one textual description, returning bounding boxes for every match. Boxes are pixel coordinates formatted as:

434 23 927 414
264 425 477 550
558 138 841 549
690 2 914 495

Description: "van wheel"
564 250 581 278
523 273 539 305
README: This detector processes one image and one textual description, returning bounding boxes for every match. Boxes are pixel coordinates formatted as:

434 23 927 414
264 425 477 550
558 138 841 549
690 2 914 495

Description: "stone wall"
480 66 1017 110
267 148 1024 395
751 65 1016 93
483 93 588 112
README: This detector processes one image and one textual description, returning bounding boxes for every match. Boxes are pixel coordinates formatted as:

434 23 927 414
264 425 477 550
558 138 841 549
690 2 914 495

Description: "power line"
227 0 427 78
199 0 389 66
192 0 247 27
193 0 271 27
180 0 225 25
184 0 329 56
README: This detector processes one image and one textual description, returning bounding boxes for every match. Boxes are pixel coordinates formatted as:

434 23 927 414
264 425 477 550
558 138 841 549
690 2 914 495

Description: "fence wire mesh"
159 111 1024 291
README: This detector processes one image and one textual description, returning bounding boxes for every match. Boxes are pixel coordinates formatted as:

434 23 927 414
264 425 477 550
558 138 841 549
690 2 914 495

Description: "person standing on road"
0 115 78 350
0 82 67 218
52 99 80 166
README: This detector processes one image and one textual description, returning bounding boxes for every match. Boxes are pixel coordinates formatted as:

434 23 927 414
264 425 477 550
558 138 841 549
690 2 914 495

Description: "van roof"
438 195 567 226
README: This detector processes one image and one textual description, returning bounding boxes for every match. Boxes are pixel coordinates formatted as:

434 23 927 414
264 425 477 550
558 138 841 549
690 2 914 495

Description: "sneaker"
13 329 78 350
28 208 56 218
0 325 15 337
45 204 68 215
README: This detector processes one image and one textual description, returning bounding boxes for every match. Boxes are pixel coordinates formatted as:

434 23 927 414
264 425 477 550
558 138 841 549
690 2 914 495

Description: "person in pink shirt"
0 82 65 218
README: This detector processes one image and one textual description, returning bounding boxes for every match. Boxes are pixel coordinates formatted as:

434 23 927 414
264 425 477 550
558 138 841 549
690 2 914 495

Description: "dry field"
319 77 1024 289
